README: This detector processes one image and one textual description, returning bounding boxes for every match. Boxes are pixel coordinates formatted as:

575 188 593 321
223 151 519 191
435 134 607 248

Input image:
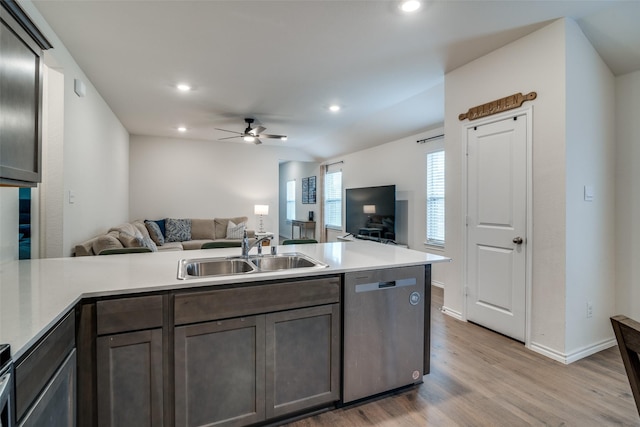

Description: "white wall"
279 161 321 239
445 20 567 352
324 127 448 288
0 2 131 259
0 189 19 262
445 18 617 362
615 70 640 321
129 135 315 237
564 19 616 357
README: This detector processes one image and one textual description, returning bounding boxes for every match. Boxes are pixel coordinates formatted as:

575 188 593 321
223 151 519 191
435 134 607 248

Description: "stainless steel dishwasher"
343 265 425 403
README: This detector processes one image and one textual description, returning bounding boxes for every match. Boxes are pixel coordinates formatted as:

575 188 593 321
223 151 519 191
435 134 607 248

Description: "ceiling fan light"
280 136 288 141
243 135 255 143
400 0 420 12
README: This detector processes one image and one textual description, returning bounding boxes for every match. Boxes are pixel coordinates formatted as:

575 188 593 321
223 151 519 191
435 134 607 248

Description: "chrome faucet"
241 230 272 257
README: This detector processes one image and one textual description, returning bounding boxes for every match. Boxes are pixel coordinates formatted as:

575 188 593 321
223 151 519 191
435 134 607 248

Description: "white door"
466 114 527 341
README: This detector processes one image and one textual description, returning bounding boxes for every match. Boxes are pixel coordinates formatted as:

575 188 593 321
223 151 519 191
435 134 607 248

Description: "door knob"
513 237 523 245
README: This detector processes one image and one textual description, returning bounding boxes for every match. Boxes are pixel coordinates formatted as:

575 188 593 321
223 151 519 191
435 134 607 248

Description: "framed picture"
302 177 309 204
308 176 316 204
302 176 316 204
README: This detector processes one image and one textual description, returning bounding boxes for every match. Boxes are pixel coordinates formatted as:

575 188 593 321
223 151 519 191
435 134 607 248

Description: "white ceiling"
32 0 640 160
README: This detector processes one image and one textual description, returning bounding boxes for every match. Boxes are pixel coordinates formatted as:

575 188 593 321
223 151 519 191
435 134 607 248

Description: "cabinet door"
19 350 75 427
265 304 340 419
175 316 266 427
96 329 163 427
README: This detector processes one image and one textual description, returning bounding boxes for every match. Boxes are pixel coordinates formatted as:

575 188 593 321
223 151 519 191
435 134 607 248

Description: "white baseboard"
529 337 617 364
441 306 463 321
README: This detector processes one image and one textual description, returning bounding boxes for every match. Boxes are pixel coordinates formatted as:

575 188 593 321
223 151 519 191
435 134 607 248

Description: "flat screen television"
345 185 395 241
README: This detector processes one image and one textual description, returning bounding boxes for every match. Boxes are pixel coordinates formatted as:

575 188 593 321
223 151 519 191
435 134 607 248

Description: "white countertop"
0 241 448 360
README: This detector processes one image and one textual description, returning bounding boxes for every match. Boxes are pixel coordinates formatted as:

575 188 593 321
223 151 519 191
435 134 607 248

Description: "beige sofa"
74 217 255 256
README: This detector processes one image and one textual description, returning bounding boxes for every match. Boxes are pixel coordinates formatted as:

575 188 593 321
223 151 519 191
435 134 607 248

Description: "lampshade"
363 205 376 214
254 205 269 216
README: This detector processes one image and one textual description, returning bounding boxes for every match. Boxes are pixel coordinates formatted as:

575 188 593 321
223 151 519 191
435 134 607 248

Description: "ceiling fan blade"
218 135 241 140
254 138 263 145
257 133 287 140
215 128 243 135
250 126 266 136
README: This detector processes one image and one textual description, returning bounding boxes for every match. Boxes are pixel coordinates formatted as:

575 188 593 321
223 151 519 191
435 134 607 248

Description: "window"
324 170 342 229
426 149 445 246
286 180 296 221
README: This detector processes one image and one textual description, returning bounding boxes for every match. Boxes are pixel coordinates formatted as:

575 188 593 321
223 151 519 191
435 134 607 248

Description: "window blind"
324 170 342 228
286 180 295 221
426 150 445 246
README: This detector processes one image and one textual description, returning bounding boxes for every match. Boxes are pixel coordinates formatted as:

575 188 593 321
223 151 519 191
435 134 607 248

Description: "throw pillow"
165 218 192 242
226 220 246 239
145 220 165 246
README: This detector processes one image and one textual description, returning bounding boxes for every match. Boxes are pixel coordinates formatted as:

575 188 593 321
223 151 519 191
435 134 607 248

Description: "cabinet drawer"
175 276 341 325
97 295 163 335
15 311 75 421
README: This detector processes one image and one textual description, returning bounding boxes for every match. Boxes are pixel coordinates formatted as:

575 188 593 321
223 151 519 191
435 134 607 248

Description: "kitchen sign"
459 91 537 121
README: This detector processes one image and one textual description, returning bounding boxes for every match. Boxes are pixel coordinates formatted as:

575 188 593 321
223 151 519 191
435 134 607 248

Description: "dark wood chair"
611 315 640 416
201 241 242 249
282 239 318 245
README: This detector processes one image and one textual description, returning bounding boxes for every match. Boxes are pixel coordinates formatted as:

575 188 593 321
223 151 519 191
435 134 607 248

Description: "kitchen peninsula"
0 241 448 426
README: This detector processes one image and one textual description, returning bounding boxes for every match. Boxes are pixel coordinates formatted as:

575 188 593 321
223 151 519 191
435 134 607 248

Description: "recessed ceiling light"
329 105 341 113
177 126 187 132
280 136 288 141
176 83 191 92
400 0 421 12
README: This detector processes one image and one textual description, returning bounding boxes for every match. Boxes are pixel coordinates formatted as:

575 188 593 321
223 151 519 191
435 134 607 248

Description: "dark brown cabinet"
0 1 51 187
77 275 342 427
174 276 341 427
174 316 266 427
94 295 165 427
97 329 164 427
15 312 76 427
265 304 340 419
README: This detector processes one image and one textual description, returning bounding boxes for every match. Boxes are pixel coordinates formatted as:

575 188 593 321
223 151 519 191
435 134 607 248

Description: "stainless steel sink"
248 253 328 272
177 252 327 279
178 257 256 279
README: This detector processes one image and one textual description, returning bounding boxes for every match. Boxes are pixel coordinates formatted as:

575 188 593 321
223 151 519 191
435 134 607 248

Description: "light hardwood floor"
286 286 639 426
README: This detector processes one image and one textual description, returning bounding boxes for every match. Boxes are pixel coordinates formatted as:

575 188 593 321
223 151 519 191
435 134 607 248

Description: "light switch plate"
584 185 594 202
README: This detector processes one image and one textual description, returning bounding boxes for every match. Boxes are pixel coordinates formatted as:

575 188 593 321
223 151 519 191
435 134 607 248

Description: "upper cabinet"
0 0 52 187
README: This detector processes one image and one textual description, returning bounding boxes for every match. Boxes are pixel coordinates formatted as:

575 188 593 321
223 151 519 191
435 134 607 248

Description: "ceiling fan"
215 118 287 145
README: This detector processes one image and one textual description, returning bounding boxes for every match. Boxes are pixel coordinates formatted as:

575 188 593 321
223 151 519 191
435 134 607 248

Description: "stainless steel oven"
0 344 13 427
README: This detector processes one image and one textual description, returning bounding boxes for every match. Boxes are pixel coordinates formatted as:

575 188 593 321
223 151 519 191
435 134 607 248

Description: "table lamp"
254 204 269 233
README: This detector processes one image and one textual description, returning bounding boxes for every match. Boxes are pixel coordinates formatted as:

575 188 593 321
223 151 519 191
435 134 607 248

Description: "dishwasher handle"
355 277 416 293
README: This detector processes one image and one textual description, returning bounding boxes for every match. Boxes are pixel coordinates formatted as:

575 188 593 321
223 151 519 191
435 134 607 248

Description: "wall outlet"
587 301 593 318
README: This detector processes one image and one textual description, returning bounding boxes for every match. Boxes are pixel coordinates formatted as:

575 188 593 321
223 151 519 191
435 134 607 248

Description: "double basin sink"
177 252 328 280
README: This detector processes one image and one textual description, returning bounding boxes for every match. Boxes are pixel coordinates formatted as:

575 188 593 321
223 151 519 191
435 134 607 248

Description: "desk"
291 220 316 239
